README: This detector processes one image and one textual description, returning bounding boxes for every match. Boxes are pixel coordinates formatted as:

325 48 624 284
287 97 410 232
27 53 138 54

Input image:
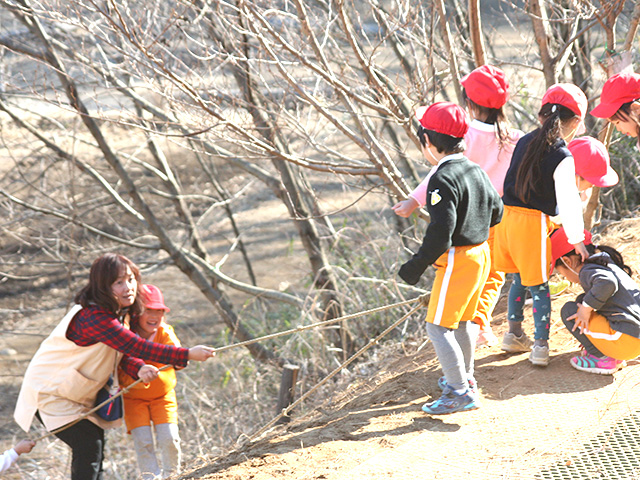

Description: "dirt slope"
179 218 640 480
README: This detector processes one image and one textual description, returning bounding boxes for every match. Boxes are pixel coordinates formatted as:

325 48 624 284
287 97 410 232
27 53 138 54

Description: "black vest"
502 129 570 216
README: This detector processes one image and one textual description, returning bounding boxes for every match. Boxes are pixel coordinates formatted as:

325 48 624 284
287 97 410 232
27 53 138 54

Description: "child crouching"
551 227 640 374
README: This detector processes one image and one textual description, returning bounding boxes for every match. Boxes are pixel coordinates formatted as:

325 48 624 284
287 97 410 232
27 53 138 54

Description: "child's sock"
534 339 548 348
508 320 523 337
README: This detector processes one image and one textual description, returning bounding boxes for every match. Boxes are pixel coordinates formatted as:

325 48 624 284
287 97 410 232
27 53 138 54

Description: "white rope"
246 293 429 443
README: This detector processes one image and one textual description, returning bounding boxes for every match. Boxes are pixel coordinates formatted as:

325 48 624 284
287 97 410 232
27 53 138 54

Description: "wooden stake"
276 364 300 424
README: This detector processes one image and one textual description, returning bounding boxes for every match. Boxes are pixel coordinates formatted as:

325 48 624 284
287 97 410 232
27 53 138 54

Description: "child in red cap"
119 284 184 479
397 102 503 415
567 135 619 213
569 136 619 192
393 65 522 347
591 72 640 140
551 227 640 374
493 83 589 367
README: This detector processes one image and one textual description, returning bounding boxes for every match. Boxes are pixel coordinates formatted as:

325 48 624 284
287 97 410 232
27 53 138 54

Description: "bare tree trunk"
434 0 463 104
468 0 486 67
528 0 556 87
623 1 640 52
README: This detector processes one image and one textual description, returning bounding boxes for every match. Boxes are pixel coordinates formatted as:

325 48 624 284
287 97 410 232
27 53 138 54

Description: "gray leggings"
426 320 480 392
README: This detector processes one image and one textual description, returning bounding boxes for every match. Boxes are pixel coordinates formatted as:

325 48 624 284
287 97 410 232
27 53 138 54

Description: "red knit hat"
541 83 588 119
415 102 469 138
550 227 593 269
142 284 170 312
590 72 640 119
568 136 618 188
461 65 509 109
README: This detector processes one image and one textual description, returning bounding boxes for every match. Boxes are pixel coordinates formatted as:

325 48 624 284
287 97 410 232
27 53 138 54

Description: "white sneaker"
501 332 533 353
529 345 550 366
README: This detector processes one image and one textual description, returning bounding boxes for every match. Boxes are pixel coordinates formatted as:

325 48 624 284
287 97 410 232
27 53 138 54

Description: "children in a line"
0 439 35 473
119 284 183 480
393 65 522 346
493 83 589 367
397 102 503 414
551 227 640 374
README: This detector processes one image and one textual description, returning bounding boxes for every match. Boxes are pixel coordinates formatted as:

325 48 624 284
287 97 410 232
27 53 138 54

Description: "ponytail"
587 244 633 276
554 243 632 276
463 90 512 149
515 103 576 203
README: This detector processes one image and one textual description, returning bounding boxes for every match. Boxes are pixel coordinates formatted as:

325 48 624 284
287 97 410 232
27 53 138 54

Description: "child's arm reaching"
13 440 35 455
392 197 419 217
0 439 35 473
393 170 434 217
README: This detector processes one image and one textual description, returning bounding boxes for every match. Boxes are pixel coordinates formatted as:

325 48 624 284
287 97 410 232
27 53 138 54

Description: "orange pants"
426 242 491 329
473 227 505 329
494 205 554 286
123 390 178 432
585 313 640 360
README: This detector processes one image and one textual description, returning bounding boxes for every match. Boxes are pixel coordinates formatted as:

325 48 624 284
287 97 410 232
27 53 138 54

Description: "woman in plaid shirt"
14 253 215 480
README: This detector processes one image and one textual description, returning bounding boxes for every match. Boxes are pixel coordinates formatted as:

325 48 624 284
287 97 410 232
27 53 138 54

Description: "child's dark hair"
554 243 632 276
462 89 512 148
515 103 578 203
610 101 640 137
416 125 466 154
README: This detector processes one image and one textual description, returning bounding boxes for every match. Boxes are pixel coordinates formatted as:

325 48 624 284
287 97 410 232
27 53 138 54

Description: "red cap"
461 65 509 109
568 136 618 188
541 83 588 119
590 72 640 119
550 227 593 269
415 102 469 138
142 284 170 312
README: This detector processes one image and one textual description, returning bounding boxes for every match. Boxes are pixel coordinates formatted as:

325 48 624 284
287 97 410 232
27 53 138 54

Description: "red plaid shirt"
66 305 190 379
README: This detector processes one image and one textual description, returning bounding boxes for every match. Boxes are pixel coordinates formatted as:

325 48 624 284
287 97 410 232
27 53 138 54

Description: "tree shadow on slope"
180 365 463 478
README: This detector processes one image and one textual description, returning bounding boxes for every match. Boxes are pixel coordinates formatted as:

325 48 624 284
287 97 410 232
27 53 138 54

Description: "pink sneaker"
570 354 625 375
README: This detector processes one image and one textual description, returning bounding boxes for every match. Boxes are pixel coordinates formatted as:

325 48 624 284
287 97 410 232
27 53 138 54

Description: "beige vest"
14 305 124 432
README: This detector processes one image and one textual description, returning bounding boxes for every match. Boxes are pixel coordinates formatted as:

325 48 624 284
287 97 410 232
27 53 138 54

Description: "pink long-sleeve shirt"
410 120 523 205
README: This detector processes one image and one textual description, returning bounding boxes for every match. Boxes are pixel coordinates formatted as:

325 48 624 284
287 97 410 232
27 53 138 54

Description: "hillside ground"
176 218 640 480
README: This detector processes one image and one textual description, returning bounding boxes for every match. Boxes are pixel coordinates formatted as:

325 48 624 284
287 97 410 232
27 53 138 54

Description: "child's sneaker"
437 376 478 395
529 345 550 366
570 354 625 375
549 279 571 297
422 389 479 415
501 332 533 352
477 328 499 347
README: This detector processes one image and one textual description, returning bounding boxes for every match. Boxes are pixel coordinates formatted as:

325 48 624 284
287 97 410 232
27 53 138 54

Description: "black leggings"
37 412 105 480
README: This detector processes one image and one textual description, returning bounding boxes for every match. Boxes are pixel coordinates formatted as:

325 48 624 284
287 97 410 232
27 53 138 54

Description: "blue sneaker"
422 389 479 415
437 376 478 395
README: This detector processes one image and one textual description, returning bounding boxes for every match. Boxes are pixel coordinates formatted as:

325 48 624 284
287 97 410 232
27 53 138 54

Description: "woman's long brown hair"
74 253 144 315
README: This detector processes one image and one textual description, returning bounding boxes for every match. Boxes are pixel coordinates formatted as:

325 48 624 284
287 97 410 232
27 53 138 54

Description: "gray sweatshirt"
580 252 640 339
